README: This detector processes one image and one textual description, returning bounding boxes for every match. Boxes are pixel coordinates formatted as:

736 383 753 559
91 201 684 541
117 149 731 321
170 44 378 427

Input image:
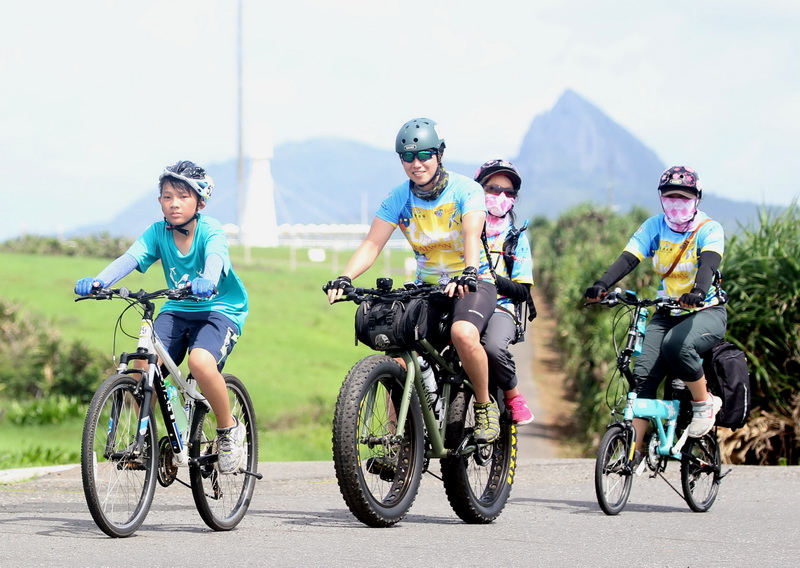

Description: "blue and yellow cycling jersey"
624 212 725 307
376 172 492 285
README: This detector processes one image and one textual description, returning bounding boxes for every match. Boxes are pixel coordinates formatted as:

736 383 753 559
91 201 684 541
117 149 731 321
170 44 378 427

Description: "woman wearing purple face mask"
474 160 537 426
585 165 728 459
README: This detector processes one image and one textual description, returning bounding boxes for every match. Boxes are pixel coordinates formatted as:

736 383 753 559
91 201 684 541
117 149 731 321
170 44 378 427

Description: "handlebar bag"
355 297 429 351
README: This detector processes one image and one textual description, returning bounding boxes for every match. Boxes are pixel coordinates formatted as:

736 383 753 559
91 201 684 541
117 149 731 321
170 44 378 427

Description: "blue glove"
75 277 104 296
190 277 216 298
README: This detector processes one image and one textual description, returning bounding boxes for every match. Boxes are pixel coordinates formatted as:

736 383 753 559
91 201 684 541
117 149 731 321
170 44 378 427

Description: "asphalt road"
1 458 799 567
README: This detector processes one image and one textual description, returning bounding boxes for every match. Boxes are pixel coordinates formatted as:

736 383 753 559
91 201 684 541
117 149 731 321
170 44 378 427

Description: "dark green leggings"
633 306 727 399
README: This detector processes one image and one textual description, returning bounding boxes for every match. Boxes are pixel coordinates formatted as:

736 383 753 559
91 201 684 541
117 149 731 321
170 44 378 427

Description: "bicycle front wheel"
681 431 721 512
81 374 157 538
595 424 634 515
440 388 517 523
332 354 425 527
189 373 259 531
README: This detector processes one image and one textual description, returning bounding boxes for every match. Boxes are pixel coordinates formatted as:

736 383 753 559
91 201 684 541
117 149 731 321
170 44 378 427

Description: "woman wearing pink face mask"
585 166 728 457
474 160 536 426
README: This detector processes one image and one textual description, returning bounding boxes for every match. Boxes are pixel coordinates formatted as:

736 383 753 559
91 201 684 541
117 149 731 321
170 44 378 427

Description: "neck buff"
661 196 699 232
485 193 516 236
410 165 449 201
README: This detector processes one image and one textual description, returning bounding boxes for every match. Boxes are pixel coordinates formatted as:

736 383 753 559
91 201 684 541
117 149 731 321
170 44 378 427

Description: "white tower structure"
239 126 279 248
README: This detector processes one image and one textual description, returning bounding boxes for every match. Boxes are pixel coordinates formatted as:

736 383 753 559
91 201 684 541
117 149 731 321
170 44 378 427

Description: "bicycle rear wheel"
81 374 157 538
441 388 517 523
595 423 634 515
332 354 425 527
190 373 258 531
681 431 721 512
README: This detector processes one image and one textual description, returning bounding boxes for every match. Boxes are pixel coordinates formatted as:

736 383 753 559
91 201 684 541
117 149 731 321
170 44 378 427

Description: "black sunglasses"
399 149 437 163
483 184 518 198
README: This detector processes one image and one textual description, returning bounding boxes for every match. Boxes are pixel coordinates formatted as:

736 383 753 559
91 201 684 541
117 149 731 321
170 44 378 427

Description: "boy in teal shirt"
75 160 249 473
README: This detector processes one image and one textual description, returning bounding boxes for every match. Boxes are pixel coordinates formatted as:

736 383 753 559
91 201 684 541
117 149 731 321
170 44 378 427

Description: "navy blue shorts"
154 311 239 371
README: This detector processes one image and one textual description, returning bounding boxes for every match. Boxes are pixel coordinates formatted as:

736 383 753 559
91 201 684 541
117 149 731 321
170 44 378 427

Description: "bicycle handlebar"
75 286 201 303
585 288 691 311
335 280 447 305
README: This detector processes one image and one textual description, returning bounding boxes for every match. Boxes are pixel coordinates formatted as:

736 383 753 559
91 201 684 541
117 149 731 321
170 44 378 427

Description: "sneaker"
686 395 722 438
216 416 246 474
505 395 534 425
365 455 396 481
473 401 501 443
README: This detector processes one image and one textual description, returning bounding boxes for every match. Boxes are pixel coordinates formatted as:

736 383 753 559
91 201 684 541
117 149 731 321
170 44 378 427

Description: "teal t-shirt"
126 214 249 333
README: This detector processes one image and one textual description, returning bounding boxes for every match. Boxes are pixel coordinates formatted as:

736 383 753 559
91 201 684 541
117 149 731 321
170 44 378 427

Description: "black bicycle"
77 287 261 537
329 278 517 527
589 288 729 515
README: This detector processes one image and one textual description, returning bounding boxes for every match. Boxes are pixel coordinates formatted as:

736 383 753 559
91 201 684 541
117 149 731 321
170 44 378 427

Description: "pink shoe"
505 395 534 425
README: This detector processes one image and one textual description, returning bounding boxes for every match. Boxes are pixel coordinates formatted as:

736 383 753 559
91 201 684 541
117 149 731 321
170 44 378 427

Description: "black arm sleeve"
495 275 531 303
693 250 722 294
596 251 640 289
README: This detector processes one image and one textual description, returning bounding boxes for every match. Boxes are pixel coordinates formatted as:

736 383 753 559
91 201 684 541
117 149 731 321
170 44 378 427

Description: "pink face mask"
486 193 515 217
661 196 699 231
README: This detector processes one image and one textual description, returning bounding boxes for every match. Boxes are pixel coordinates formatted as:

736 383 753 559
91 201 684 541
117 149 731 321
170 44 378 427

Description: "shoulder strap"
663 219 711 278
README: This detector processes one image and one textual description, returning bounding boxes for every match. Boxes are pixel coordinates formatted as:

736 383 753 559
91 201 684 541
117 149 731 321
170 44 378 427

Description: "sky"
2 0 798 241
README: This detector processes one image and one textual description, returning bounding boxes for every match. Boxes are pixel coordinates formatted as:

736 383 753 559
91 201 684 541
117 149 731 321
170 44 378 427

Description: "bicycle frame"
386 338 476 459
623 392 683 458
115 305 207 467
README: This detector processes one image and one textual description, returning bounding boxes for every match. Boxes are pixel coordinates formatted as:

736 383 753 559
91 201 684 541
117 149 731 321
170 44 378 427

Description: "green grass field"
0 246 416 466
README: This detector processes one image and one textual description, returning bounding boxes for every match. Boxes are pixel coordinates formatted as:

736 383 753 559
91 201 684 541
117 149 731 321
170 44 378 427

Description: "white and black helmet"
159 160 214 201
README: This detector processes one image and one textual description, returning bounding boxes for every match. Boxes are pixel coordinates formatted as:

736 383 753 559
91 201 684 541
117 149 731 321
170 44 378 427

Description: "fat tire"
332 354 425 527
595 424 634 515
440 388 516 523
681 431 721 512
81 374 157 538
190 373 258 530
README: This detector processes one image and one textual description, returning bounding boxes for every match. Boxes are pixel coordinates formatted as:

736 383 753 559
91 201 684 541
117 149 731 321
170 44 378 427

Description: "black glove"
585 281 608 300
679 288 705 308
323 275 352 293
452 266 478 292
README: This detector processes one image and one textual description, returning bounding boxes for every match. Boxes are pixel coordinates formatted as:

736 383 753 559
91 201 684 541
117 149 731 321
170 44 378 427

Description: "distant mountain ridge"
78 90 760 238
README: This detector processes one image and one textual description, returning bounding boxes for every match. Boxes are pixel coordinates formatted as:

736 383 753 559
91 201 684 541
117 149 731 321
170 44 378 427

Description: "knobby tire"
332 355 425 527
440 388 517 523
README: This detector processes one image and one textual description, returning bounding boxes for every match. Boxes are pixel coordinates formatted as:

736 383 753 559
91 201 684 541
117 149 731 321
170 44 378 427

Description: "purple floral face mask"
661 196 699 231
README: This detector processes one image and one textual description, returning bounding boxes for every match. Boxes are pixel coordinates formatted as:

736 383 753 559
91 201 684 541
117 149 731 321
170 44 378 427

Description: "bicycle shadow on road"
247 507 465 528
510 497 688 515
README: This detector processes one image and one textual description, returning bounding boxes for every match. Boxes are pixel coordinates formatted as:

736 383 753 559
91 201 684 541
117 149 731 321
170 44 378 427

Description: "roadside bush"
0 233 132 258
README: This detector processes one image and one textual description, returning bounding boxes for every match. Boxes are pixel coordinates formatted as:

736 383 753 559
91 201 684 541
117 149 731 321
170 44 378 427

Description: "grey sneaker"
687 395 722 438
216 416 246 474
473 401 501 443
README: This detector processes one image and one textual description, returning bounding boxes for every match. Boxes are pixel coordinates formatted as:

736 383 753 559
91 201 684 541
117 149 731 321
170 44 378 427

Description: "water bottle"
632 308 648 356
165 379 189 436
419 357 442 417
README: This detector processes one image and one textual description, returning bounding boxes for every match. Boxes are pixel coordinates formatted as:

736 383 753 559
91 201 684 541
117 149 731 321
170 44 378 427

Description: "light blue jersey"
483 225 534 311
624 212 725 307
126 215 249 333
376 172 491 285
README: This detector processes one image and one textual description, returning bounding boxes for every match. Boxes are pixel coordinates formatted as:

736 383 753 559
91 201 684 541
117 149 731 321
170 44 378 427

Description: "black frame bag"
703 341 752 430
355 297 429 351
